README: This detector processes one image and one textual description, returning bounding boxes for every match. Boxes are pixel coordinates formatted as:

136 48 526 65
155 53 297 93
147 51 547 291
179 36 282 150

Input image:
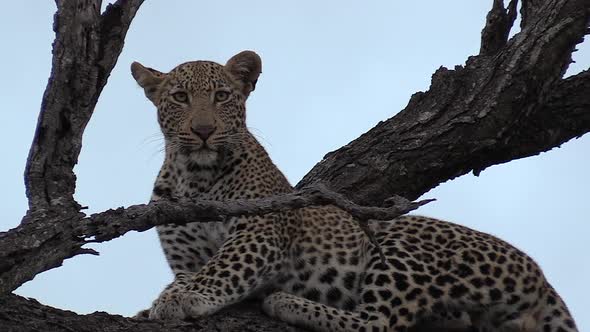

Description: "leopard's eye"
171 91 189 103
214 90 230 103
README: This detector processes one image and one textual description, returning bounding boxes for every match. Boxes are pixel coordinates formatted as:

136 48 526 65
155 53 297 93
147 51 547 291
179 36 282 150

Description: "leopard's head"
131 51 261 165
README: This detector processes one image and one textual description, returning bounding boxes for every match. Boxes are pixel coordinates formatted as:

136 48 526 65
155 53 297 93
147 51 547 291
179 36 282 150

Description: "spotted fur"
131 51 578 332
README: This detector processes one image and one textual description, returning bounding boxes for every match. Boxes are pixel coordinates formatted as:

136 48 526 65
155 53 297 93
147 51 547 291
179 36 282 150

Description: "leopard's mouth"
179 143 218 155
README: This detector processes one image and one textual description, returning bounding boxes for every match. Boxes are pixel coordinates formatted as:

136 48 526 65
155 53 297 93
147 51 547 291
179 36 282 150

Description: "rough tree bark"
1 0 588 331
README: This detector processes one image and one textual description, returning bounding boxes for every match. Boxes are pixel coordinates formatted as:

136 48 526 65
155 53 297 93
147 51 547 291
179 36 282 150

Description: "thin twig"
81 183 433 243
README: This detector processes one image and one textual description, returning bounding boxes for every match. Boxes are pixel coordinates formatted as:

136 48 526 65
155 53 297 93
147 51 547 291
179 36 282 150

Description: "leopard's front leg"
149 214 288 320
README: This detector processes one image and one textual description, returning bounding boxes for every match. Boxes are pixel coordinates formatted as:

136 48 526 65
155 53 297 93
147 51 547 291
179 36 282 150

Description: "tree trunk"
1 0 588 331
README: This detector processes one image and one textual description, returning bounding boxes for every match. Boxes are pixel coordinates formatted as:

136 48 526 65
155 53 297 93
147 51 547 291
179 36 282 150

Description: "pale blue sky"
1 1 588 330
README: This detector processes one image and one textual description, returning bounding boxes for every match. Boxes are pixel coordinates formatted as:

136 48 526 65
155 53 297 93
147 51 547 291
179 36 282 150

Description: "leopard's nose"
191 125 216 141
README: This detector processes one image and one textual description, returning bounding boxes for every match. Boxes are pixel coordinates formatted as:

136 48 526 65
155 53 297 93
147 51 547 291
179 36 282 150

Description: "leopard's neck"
152 133 292 202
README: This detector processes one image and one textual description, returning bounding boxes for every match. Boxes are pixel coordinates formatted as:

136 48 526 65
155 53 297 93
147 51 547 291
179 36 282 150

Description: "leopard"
130 50 578 332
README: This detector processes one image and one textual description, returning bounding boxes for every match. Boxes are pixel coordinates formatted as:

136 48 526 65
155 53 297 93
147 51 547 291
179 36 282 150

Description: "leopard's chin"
191 148 219 166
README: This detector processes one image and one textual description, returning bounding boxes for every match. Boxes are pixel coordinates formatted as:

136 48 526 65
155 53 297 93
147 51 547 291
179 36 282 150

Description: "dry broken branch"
83 184 433 243
480 0 519 55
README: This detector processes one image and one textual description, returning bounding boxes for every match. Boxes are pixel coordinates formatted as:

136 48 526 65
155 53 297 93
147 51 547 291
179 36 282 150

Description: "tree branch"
297 0 590 204
0 293 467 332
0 185 430 295
83 184 432 243
0 294 298 332
1 0 145 306
24 0 143 211
480 0 519 55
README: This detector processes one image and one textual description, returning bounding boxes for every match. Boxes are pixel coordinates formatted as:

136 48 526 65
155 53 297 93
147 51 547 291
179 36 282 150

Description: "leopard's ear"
131 61 165 104
225 51 262 97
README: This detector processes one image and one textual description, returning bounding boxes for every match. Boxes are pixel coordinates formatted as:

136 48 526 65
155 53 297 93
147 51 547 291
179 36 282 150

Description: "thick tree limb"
0 294 299 332
0 294 466 332
1 0 589 331
297 0 590 204
297 66 590 205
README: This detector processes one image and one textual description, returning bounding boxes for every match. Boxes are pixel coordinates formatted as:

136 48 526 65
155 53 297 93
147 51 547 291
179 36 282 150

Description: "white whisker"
247 126 272 148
